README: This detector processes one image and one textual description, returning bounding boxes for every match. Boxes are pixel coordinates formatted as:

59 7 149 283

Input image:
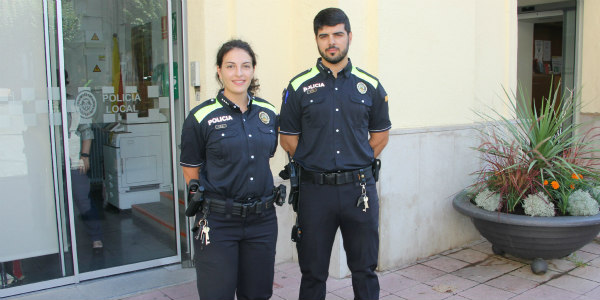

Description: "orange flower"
544 180 548 185
570 184 575 189
571 173 584 180
551 181 560 190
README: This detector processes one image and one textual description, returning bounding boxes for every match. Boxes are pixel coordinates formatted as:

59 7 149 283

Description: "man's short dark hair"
313 8 351 35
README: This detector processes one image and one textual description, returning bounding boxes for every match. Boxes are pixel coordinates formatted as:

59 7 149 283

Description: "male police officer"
279 7 391 300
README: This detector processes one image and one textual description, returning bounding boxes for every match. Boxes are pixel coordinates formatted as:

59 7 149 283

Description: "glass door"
58 0 180 277
0 0 75 295
1 0 181 296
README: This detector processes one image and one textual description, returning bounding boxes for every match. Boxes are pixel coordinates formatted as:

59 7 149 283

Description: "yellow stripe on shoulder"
291 67 319 91
253 100 276 114
351 67 378 89
194 100 222 123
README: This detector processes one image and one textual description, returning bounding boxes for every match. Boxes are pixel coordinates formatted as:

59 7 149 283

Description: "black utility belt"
204 195 276 217
301 166 373 185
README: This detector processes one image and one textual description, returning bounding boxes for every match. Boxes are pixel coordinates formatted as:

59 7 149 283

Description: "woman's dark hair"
215 39 260 95
313 8 351 36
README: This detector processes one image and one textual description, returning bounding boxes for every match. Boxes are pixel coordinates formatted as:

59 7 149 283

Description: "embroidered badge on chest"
215 124 227 130
357 82 368 94
208 115 233 125
303 82 325 94
259 111 270 124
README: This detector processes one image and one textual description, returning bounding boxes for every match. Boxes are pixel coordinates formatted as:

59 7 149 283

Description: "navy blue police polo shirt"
279 58 391 172
180 90 278 200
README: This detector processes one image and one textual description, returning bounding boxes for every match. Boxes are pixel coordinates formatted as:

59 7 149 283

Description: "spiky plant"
473 80 600 215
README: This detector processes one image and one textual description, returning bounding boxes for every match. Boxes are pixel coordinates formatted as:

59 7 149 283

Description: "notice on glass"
534 40 543 62
543 41 551 61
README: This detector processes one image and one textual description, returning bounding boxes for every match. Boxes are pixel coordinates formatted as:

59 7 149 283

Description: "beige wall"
580 0 600 114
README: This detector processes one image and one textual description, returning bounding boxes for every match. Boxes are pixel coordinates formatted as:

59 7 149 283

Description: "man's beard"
319 43 349 65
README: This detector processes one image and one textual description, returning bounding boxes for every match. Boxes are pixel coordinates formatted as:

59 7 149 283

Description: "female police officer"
180 39 279 300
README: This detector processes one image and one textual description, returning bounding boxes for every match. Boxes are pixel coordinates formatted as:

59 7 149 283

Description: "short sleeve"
278 85 302 135
77 123 94 140
368 82 391 132
179 112 206 167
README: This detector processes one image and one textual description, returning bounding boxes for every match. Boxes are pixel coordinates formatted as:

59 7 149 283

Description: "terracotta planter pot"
453 190 600 273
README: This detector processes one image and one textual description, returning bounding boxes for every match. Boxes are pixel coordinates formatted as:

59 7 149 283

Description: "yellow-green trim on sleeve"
291 67 320 91
351 66 378 89
194 100 222 123
253 101 276 114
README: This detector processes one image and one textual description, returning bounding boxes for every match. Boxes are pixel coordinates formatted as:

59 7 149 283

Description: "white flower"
523 192 555 217
474 188 501 211
568 190 599 216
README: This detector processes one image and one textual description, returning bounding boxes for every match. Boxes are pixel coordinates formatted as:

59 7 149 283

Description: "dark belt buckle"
322 173 336 185
241 201 256 217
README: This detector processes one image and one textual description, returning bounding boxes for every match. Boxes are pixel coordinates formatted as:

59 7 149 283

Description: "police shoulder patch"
259 111 270 124
357 82 367 94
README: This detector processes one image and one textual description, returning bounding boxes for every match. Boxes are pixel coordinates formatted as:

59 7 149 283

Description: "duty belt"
204 195 276 217
301 166 373 185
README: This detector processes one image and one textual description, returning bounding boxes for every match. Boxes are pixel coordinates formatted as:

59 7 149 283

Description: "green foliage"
123 0 165 26
62 1 81 43
567 253 589 267
473 80 600 215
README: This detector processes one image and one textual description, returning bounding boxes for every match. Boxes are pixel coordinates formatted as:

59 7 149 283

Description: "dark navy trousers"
297 177 380 300
194 206 277 300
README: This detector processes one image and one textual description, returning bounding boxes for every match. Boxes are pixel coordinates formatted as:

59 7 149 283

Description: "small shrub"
589 186 600 203
474 189 501 211
522 192 555 217
568 190 599 216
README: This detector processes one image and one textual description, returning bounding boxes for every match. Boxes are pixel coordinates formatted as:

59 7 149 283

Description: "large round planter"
453 190 600 272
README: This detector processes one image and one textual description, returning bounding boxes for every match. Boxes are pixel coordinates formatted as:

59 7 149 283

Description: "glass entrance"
1 0 183 296
60 0 181 276
60 0 180 275
0 0 72 293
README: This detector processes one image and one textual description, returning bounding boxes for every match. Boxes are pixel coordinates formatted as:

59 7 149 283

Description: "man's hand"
369 131 389 158
280 134 299 157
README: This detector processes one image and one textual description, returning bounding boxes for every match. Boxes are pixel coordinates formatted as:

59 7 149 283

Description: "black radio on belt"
185 179 205 217
275 184 286 206
291 219 302 242
372 158 381 182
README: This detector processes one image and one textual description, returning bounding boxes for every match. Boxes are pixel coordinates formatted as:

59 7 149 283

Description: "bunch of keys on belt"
195 219 211 246
356 182 369 212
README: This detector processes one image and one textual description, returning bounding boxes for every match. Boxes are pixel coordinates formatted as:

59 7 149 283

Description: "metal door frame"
55 0 182 283
1 0 183 296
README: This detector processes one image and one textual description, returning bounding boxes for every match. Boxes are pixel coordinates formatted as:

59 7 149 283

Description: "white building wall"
378 125 482 270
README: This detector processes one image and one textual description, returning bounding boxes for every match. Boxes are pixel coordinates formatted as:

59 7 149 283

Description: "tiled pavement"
117 237 600 300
